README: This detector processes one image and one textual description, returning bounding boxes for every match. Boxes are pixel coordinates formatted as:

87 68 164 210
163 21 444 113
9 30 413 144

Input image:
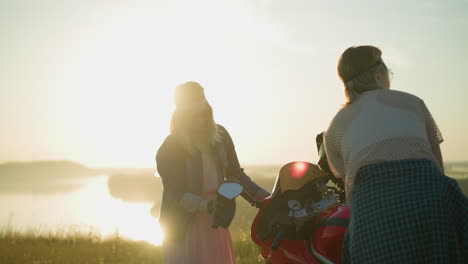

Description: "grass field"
0 230 263 264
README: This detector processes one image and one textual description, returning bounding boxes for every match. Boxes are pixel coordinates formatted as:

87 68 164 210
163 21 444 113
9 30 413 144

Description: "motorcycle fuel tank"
252 199 350 264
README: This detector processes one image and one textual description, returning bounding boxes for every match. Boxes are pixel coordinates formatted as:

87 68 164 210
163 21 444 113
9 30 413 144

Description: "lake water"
0 175 164 245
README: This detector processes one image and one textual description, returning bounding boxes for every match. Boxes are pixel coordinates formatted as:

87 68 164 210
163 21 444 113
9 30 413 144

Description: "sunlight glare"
290 161 310 179
72 176 164 245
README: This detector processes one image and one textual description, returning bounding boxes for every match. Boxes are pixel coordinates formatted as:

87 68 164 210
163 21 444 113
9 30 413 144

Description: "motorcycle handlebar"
252 200 263 208
271 225 287 251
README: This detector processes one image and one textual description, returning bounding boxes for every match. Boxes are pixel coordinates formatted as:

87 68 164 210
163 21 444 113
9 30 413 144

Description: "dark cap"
338 46 382 83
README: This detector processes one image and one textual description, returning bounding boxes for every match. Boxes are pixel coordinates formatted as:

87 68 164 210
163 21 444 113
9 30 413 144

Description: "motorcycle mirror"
217 183 243 199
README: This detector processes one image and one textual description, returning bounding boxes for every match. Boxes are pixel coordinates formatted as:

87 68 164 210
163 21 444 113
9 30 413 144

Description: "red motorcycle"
216 134 350 263
217 161 349 264
250 161 349 264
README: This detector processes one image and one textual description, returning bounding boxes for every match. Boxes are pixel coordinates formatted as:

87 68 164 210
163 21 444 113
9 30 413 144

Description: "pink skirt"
163 195 236 264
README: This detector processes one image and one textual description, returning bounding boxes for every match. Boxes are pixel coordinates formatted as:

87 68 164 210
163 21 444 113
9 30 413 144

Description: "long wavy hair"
170 82 222 154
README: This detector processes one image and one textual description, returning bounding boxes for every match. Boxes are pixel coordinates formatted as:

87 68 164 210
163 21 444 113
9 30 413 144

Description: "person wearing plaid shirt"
324 46 467 263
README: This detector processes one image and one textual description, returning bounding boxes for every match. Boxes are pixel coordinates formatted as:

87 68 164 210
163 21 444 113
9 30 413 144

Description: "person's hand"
199 199 215 213
179 193 204 213
180 193 214 213
211 196 236 228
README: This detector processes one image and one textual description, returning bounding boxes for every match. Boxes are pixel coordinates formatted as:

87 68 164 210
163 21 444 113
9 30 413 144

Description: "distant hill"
1 161 464 197
0 161 97 194
0 161 96 183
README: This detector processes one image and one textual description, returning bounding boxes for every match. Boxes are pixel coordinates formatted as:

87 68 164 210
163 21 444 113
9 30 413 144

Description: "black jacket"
156 125 262 243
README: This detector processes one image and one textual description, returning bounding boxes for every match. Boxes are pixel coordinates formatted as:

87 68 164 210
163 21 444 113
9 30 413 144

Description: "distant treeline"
0 161 96 182
1 161 465 198
0 161 96 194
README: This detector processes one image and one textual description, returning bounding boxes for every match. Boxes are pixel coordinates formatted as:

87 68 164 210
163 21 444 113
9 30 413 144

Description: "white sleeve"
421 101 444 171
324 128 346 179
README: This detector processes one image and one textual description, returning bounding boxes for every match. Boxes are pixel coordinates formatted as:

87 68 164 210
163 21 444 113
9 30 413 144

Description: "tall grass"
0 228 163 264
0 228 263 264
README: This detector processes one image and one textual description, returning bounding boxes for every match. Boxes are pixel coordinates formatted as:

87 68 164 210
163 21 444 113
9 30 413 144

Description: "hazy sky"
1 0 467 168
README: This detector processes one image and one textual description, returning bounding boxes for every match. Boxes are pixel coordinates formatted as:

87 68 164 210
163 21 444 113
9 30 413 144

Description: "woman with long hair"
156 81 269 264
324 46 467 263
